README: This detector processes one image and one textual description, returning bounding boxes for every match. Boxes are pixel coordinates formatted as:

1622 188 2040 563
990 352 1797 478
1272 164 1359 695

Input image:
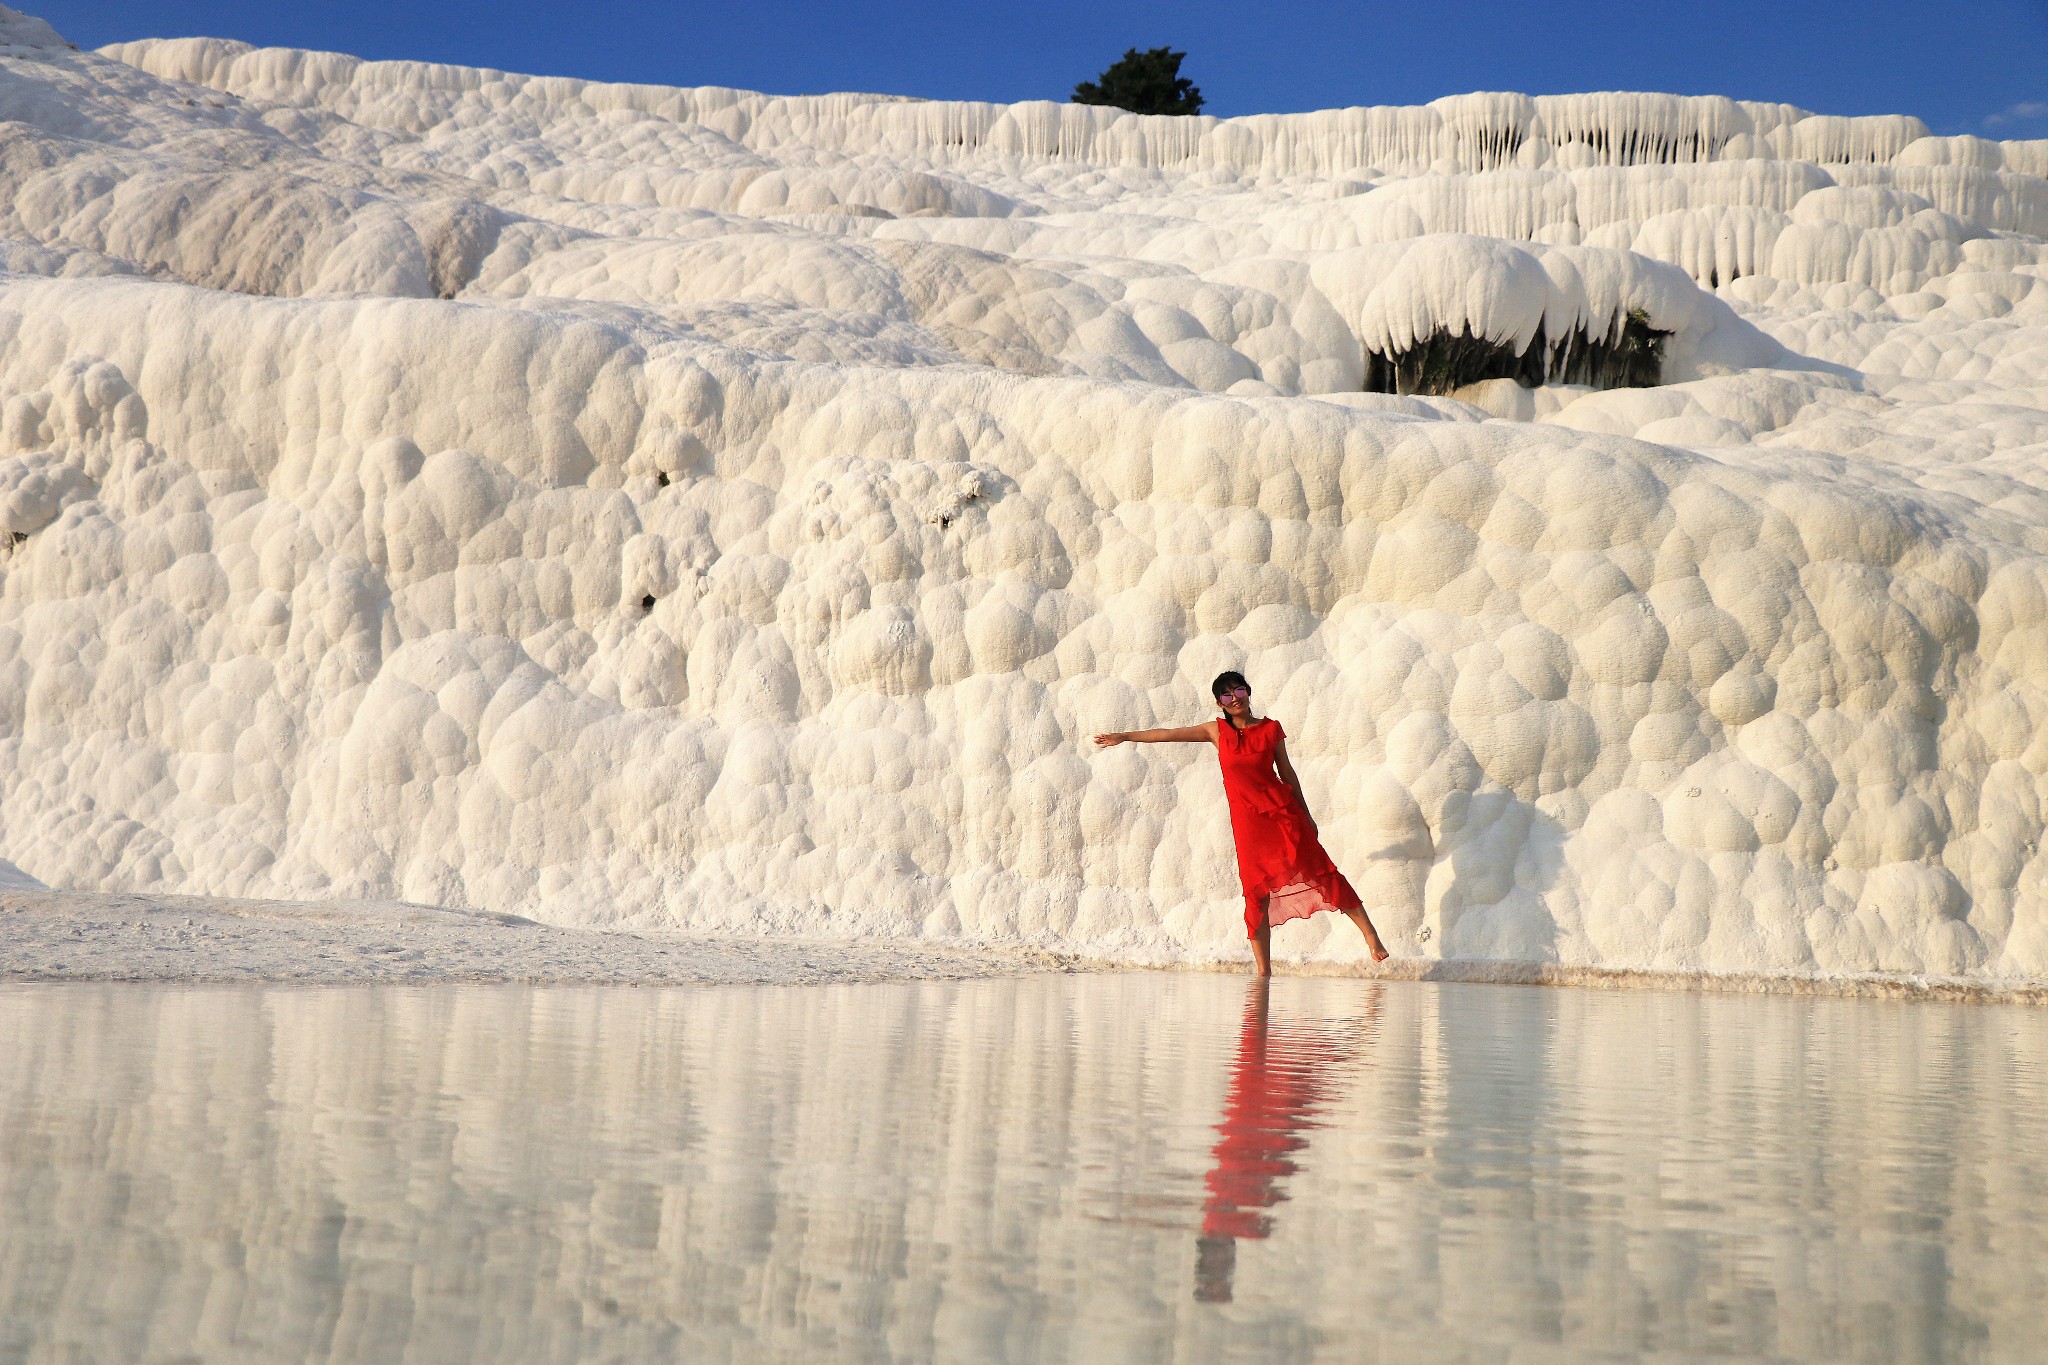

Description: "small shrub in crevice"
1363 310 1671 396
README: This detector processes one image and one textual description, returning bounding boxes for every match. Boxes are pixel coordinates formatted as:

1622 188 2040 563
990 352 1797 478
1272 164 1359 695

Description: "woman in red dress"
1093 670 1391 975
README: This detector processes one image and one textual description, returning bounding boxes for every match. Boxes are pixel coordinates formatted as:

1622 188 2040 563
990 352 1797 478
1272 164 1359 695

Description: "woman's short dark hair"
1211 670 1250 699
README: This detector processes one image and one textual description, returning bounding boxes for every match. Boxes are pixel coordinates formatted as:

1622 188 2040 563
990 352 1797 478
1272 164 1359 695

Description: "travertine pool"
2 976 2042 1363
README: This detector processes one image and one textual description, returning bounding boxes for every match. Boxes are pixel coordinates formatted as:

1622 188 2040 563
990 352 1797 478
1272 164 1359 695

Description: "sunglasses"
1217 687 1251 702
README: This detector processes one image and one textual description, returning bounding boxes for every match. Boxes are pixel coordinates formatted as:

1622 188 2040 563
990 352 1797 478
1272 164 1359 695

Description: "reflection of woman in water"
1195 980 1379 1303
1093 670 1390 976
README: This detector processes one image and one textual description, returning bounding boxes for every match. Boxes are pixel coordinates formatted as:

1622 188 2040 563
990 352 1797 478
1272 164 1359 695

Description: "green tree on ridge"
1072 47 1204 116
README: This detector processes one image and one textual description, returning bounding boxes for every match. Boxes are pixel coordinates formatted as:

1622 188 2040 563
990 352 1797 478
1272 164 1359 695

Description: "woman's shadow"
1194 978 1381 1303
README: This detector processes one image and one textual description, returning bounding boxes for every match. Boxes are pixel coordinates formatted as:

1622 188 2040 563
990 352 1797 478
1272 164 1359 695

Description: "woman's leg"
1343 907 1390 962
1250 916 1272 976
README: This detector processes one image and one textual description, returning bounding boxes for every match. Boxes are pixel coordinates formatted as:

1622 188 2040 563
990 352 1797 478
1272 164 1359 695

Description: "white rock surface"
0 887 1061 984
0 7 2046 979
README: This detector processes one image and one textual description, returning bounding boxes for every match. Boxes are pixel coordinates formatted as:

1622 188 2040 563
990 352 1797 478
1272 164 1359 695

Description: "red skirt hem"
1244 867 1361 939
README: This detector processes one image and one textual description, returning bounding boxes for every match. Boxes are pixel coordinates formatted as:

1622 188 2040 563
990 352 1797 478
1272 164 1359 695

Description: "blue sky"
39 0 2048 138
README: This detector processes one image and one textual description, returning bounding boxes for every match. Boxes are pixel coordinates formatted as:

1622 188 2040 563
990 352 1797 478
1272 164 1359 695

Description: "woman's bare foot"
1344 908 1391 963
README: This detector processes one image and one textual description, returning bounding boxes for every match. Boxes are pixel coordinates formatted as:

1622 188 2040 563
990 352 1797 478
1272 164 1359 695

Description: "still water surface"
2 975 2044 1363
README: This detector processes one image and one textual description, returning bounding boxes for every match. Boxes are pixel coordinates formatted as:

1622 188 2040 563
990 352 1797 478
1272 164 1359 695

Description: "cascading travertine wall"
1 7 2047 976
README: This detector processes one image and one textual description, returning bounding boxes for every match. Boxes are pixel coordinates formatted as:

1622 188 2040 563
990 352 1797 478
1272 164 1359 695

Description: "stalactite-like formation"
1363 311 1671 396
105 40 1974 182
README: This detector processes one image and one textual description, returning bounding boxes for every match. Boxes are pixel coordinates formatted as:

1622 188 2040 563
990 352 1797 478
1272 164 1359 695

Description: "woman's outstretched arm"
1094 722 1218 748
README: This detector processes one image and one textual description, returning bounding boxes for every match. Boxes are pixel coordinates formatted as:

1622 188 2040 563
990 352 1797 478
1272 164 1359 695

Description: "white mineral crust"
1 5 2046 978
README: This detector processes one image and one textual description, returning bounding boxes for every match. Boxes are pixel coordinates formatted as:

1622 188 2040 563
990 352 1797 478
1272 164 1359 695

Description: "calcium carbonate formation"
2 4 2047 979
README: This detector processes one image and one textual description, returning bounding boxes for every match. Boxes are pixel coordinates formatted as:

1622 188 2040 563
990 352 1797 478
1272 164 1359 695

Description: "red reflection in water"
1196 980 1378 1303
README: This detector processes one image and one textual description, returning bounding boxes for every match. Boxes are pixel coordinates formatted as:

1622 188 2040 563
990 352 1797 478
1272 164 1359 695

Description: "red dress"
1216 717 1362 939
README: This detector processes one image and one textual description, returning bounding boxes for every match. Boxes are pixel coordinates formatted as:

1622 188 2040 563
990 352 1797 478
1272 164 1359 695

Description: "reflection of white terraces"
0 1 2046 980
0 981 2038 1360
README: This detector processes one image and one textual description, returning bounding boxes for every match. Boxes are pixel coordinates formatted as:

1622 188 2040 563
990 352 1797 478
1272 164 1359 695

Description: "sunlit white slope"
2 5 2047 979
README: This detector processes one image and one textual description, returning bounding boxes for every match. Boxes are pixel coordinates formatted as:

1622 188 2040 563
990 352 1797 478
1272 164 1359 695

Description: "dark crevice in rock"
1363 311 1671 397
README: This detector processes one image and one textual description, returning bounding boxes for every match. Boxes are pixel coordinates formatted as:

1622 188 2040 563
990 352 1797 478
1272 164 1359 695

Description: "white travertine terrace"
2 5 2047 977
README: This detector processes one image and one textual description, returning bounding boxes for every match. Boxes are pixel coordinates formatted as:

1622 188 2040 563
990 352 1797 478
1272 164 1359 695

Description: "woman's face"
1216 684 1251 719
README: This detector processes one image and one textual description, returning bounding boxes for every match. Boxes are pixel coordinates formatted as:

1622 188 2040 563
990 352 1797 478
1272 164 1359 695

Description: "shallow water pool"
1 975 2044 1363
